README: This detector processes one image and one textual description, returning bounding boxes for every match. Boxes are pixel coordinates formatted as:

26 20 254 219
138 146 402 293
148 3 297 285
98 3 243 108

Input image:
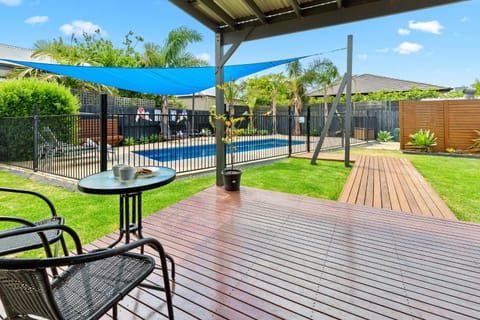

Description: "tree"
286 60 316 135
473 79 480 95
217 80 243 115
309 58 339 121
8 30 144 94
141 27 206 68
9 27 206 131
244 74 288 134
139 26 207 129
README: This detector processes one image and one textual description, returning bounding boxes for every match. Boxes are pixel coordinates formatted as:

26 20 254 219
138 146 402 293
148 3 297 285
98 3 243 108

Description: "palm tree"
141 26 206 68
140 26 207 128
265 74 287 134
217 80 242 115
310 58 339 122
286 60 312 136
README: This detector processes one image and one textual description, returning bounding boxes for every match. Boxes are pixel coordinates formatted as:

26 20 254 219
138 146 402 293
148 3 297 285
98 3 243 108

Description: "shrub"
377 130 393 142
242 126 257 136
123 137 136 146
408 129 437 152
0 79 79 116
138 136 149 144
149 134 160 143
258 129 269 135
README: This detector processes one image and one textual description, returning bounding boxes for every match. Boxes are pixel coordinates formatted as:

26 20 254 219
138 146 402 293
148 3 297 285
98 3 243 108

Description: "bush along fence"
0 104 380 180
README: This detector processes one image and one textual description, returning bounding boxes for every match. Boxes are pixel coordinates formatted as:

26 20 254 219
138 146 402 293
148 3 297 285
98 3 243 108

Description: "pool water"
135 138 304 162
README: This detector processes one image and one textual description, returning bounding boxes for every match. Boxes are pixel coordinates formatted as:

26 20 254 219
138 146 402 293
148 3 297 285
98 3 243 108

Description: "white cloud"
197 53 210 63
376 48 389 54
60 20 103 36
394 42 423 55
0 0 22 6
408 20 443 34
357 54 368 61
398 28 410 36
25 15 48 25
461 17 469 23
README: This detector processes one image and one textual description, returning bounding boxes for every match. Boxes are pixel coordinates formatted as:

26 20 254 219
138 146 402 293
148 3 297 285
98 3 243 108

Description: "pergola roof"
169 0 465 45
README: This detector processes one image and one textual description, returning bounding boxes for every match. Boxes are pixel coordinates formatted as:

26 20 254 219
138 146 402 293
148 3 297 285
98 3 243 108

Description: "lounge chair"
42 126 114 160
0 224 175 319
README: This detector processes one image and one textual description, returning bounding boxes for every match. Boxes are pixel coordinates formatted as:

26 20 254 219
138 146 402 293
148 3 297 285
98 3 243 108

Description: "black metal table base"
109 192 175 291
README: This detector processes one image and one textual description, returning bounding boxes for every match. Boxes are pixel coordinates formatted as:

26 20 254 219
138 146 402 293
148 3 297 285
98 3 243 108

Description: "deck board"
78 186 480 319
338 156 456 220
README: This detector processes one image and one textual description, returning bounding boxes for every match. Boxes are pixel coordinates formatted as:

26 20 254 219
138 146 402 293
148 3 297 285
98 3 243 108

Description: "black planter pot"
222 168 242 191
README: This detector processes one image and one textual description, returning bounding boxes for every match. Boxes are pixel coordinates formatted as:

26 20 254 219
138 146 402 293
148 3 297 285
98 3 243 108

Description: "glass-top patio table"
77 166 176 246
77 166 176 300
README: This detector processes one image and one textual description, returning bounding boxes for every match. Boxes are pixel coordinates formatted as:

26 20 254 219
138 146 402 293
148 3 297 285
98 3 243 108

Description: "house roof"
0 44 54 80
308 73 452 97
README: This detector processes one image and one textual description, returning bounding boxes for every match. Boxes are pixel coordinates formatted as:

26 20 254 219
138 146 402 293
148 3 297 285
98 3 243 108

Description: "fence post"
33 104 38 172
306 106 311 153
100 94 108 171
288 106 292 156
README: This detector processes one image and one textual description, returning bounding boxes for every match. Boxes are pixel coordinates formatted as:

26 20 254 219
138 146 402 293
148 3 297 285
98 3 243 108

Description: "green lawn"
1 150 479 255
241 157 351 199
0 171 215 251
407 154 480 222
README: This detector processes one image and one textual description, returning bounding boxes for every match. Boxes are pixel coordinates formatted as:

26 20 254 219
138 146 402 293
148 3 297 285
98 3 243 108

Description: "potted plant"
214 112 245 191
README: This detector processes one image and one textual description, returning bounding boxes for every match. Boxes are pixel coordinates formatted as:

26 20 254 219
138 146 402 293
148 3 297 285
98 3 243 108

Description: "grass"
0 171 215 254
1 147 479 256
241 158 351 199
407 154 480 222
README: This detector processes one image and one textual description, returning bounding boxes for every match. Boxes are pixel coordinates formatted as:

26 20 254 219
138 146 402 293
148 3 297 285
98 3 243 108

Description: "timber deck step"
338 155 456 220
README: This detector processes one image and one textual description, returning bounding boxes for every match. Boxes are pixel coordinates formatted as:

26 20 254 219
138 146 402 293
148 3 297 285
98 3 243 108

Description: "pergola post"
215 32 226 186
344 35 353 167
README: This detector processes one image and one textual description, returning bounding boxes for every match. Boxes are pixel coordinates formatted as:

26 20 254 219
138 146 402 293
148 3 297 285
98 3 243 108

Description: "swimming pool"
135 138 304 162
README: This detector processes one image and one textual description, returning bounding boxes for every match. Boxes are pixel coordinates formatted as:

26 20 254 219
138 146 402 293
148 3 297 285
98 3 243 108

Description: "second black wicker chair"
0 224 175 319
0 187 68 257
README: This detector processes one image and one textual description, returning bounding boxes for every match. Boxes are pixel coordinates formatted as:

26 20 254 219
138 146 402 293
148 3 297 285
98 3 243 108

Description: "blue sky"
0 0 478 88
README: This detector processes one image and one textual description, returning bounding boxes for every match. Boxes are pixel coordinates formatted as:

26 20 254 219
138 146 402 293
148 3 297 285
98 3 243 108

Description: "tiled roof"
308 73 452 97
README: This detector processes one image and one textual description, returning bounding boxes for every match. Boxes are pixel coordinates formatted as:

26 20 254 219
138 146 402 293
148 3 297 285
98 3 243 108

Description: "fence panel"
1 106 383 180
400 99 480 152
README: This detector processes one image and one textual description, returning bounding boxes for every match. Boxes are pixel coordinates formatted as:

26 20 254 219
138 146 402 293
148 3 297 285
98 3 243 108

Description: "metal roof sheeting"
169 0 465 45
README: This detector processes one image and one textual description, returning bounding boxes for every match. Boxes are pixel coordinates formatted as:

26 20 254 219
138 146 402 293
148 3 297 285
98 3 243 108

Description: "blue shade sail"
1 57 302 95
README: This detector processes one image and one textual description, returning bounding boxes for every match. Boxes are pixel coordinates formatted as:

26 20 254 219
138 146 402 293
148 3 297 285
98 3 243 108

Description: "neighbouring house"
176 87 216 112
307 73 452 98
0 44 54 81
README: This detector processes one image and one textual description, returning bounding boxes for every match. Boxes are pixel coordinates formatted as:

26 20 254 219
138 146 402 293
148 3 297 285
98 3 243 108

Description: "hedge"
0 78 79 116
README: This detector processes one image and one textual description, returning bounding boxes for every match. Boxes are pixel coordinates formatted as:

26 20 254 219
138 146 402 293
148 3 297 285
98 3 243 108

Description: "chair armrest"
0 216 37 227
0 224 82 262
0 224 166 270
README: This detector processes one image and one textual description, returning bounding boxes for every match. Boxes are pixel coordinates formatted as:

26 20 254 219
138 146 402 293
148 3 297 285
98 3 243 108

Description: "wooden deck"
338 156 457 220
88 186 480 319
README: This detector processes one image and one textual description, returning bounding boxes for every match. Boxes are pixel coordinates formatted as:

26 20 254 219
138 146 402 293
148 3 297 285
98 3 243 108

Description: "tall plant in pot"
214 112 245 191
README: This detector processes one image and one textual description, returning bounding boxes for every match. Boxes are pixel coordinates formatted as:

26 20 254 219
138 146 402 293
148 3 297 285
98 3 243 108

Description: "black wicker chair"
0 224 175 319
0 187 68 257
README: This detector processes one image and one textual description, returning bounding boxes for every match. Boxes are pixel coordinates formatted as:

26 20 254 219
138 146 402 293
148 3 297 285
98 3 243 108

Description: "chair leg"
112 303 118 320
160 253 175 320
166 253 175 279
55 235 69 257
